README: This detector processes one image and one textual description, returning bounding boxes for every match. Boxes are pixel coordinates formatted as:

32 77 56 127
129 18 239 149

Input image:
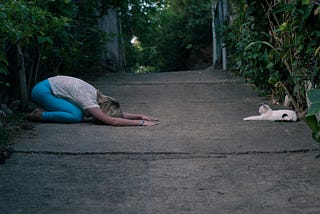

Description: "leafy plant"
0 0 127 110
227 0 320 143
0 0 72 109
227 0 320 115
306 89 320 143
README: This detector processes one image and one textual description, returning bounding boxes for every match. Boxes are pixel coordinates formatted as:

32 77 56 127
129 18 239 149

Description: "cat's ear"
262 103 270 108
260 103 267 108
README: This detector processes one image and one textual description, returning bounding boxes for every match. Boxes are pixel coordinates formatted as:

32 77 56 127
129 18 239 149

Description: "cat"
243 104 297 122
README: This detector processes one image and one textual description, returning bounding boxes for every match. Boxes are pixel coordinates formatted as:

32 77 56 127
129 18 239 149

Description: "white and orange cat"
243 104 297 122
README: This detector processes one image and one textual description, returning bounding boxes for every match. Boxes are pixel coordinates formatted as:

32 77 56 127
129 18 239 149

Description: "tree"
120 0 212 72
0 0 126 109
0 0 70 109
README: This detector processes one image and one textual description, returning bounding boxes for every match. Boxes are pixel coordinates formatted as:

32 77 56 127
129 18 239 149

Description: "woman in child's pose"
27 75 158 126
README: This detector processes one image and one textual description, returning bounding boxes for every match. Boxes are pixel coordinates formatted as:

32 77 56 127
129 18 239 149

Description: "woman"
27 75 158 126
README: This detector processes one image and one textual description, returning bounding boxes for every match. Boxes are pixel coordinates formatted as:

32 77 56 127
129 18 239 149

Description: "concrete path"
1 68 320 213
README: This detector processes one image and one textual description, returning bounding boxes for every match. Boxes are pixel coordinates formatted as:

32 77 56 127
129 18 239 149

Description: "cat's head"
259 104 272 114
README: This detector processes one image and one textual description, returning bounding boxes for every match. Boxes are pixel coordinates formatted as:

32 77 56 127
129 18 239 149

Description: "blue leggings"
31 79 83 123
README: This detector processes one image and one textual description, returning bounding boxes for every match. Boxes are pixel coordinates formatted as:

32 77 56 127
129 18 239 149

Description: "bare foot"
26 108 43 121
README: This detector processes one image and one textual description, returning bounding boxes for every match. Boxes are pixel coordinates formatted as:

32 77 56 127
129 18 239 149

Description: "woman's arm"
87 107 158 126
123 112 159 121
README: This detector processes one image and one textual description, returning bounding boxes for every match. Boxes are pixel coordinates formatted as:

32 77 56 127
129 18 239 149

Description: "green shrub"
306 88 320 143
226 0 320 114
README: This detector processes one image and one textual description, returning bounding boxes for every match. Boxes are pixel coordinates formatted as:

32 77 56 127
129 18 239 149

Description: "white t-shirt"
48 75 100 110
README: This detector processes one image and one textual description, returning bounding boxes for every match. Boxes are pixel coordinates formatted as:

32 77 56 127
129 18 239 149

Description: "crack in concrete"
14 148 320 158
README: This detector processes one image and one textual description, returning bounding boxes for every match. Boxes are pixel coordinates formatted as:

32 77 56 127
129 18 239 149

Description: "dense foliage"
226 0 320 116
0 0 123 108
2 0 320 142
1 0 319 112
0 0 213 109
120 0 213 72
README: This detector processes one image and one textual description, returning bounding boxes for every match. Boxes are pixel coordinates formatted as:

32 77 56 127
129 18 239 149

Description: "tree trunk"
16 44 28 110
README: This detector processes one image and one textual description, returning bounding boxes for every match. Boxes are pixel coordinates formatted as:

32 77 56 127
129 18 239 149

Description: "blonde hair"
97 90 123 118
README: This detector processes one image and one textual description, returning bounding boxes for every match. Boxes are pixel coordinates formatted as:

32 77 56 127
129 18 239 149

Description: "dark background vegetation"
226 0 320 114
1 0 320 142
0 0 213 108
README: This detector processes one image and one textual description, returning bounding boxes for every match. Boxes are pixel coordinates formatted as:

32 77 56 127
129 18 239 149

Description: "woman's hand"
141 120 158 126
141 115 159 121
123 112 159 122
87 108 159 126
